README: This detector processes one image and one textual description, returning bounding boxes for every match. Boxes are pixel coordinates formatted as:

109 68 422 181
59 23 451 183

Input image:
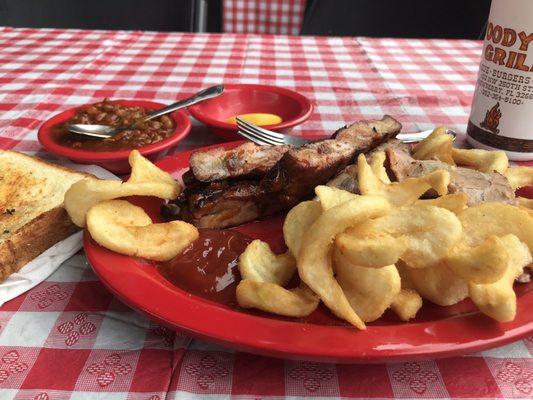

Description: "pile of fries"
64 151 198 261
237 128 533 329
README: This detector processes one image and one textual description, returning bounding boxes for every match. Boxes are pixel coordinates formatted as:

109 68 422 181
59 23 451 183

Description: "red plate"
84 142 533 363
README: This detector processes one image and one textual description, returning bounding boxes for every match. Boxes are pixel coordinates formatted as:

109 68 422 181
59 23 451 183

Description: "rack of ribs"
162 115 402 228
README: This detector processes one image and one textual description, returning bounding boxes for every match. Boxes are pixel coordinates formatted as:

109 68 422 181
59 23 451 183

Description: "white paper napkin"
0 161 119 307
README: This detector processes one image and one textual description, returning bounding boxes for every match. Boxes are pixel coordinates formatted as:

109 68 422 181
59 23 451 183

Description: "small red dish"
84 142 533 363
188 84 313 141
38 99 191 174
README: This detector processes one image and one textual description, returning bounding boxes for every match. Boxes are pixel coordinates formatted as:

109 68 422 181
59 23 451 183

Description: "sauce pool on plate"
157 229 253 306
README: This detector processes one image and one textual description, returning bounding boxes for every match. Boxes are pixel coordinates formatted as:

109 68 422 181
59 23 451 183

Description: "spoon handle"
144 85 224 121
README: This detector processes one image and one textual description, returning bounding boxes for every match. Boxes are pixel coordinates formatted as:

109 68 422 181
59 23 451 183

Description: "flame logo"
480 102 502 134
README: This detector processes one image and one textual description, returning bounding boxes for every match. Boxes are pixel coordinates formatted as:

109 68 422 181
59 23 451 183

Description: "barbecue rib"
188 142 292 182
261 116 402 206
166 116 402 228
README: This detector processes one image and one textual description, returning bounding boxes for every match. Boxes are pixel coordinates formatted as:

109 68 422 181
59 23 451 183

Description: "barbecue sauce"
158 229 252 306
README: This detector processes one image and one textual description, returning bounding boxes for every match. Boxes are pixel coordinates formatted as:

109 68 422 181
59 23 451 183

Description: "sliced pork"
327 139 410 193
387 147 515 205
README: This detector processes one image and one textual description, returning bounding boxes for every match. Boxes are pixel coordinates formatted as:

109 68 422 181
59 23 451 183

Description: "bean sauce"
52 98 176 151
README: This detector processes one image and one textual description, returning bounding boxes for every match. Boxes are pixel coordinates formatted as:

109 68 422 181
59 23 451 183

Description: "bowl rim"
38 99 192 162
188 83 313 131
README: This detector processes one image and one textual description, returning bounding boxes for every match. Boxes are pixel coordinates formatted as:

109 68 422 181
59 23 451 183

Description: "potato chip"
434 136 456 166
298 196 390 329
504 166 533 190
469 234 532 322
396 262 416 290
390 289 423 321
415 193 468 214
517 197 533 217
315 185 357 211
357 154 450 206
459 202 533 252
333 249 401 322
236 280 319 317
517 196 533 209
91 198 152 227
128 150 181 190
413 129 455 165
452 148 508 174
65 178 179 227
63 150 180 227
399 260 469 306
87 200 198 261
368 151 391 183
335 231 408 268
423 169 450 196
346 205 462 268
412 126 447 153
283 200 322 257
238 239 296 286
444 236 509 284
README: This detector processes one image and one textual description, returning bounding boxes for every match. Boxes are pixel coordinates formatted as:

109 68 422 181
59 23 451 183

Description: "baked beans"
53 98 176 151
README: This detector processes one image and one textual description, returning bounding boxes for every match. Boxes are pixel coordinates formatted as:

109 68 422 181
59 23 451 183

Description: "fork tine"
238 123 285 145
237 129 280 146
239 127 284 146
236 117 285 140
237 119 285 141
236 129 271 145
238 129 279 146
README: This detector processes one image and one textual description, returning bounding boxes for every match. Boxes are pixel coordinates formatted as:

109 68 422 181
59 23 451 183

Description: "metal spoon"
67 84 224 139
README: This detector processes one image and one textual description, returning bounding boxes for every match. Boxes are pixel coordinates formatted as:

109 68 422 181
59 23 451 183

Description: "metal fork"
236 117 456 146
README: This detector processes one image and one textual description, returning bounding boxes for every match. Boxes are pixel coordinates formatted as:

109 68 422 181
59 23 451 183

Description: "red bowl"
188 84 313 141
38 99 192 174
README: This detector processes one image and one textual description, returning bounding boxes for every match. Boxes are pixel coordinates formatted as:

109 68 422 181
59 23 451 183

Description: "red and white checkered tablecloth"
223 0 306 35
0 27 532 399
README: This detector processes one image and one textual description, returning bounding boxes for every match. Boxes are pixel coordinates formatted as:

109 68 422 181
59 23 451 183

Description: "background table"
0 27 531 399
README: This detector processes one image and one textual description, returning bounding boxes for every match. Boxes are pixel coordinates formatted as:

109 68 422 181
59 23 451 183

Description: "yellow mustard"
226 113 282 126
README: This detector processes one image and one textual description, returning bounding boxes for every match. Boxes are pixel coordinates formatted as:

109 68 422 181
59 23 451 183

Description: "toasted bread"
0 150 91 282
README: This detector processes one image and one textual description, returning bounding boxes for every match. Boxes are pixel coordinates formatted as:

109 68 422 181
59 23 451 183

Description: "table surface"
0 27 531 400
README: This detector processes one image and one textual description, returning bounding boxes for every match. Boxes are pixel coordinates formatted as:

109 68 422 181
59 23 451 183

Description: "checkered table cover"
223 0 306 35
0 27 531 399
